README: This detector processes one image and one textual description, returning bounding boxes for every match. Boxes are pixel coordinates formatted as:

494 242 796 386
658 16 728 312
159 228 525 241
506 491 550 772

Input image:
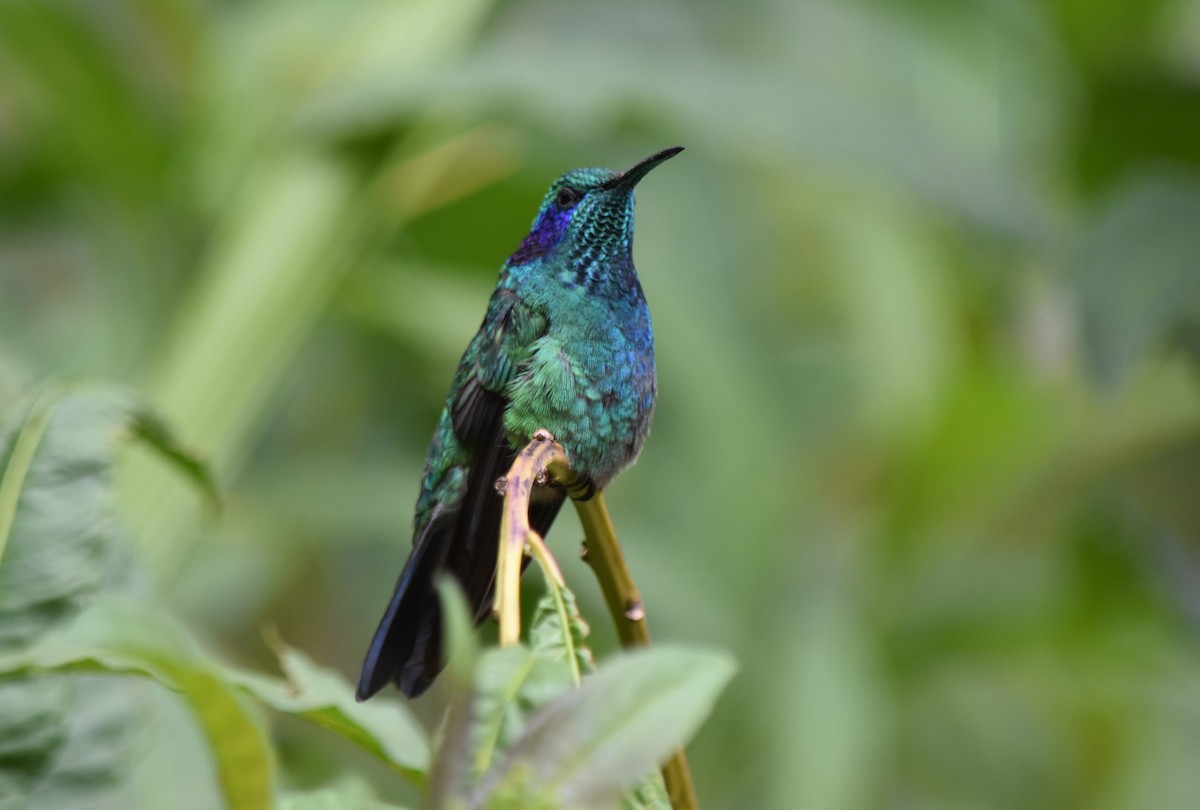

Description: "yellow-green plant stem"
572 491 699 810
497 431 700 810
572 492 650 647
494 429 569 647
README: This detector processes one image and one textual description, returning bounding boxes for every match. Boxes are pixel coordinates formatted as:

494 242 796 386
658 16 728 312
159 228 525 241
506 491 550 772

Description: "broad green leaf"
0 385 218 647
227 644 429 785
0 677 71 799
476 589 668 809
0 598 274 810
0 385 219 805
18 677 147 810
470 647 573 779
471 646 535 778
472 575 594 780
476 647 735 809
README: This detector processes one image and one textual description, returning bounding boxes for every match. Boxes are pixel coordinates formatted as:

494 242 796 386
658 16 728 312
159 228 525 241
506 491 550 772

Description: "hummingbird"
356 146 683 700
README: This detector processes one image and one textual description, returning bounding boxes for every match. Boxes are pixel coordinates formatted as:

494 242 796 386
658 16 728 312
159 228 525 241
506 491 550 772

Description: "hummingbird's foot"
565 473 596 501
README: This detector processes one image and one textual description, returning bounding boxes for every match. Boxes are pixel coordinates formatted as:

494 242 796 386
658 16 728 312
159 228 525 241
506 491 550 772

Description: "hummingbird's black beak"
603 146 684 191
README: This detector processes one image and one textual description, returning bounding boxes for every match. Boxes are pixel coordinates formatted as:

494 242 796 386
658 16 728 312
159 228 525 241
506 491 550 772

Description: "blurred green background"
3 0 1200 807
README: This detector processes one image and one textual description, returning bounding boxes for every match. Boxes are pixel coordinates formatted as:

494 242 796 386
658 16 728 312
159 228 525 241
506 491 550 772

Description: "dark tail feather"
356 434 567 700
355 506 453 700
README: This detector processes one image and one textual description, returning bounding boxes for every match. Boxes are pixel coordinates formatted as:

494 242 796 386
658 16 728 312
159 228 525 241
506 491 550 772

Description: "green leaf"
0 676 72 799
0 384 219 648
470 646 574 780
476 646 735 809
470 582 596 782
0 385 121 648
16 677 147 810
227 643 429 785
0 385 220 804
528 585 594 682
0 598 274 810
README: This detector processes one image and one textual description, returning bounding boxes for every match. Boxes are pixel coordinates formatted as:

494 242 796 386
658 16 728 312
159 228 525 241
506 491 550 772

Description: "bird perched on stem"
357 146 683 700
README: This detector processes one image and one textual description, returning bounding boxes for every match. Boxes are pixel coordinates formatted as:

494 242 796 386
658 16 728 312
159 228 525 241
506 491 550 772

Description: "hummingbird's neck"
565 251 645 303
509 207 572 266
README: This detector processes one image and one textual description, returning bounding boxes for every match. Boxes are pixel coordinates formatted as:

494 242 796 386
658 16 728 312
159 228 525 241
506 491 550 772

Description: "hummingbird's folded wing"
449 287 562 620
357 286 567 699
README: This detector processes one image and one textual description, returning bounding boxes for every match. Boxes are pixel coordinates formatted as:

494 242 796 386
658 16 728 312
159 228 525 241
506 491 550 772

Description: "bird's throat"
509 208 571 265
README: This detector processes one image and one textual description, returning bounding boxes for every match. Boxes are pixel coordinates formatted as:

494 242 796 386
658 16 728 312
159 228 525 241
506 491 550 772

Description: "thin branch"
571 492 699 810
572 492 650 647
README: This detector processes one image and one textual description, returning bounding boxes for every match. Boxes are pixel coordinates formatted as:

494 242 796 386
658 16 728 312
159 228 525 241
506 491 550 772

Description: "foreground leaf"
471 646 574 780
0 384 217 648
0 385 219 804
0 598 273 809
476 647 735 809
228 643 429 785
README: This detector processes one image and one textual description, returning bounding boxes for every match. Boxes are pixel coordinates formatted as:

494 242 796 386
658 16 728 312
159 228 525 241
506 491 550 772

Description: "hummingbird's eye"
554 187 582 208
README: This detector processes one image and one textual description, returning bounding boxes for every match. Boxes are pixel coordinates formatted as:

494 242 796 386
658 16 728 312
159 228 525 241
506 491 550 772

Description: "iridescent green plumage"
357 147 682 700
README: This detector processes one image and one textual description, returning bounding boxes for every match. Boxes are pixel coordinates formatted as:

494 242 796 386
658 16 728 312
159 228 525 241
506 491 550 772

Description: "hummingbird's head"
509 146 683 272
